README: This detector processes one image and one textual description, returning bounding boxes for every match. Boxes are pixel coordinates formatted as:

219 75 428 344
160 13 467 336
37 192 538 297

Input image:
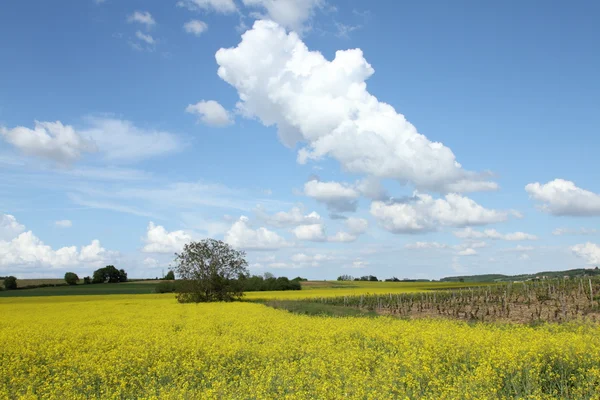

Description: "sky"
1 0 599 280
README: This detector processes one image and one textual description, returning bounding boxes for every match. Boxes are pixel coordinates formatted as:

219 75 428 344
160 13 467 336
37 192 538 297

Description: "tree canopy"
92 266 127 284
173 239 249 303
3 276 17 290
64 272 79 285
164 270 175 280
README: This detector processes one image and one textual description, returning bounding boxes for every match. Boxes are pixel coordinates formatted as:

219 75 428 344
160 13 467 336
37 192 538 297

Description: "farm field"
0 281 165 297
244 280 493 300
0 279 486 298
1 293 600 399
0 279 66 288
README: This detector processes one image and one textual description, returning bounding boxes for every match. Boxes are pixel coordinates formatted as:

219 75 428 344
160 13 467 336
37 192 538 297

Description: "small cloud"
457 248 477 256
183 20 208 36
128 11 156 29
453 227 537 241
177 0 237 14
135 31 155 45
553 227 598 236
405 241 449 250
186 100 233 127
55 220 73 228
352 9 371 18
503 245 534 253
346 259 368 269
334 22 361 38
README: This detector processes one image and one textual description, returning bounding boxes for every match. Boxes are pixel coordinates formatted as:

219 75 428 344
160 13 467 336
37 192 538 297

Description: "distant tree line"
1 266 130 292
239 274 303 291
337 275 379 282
337 275 432 282
59 266 129 286
155 273 304 295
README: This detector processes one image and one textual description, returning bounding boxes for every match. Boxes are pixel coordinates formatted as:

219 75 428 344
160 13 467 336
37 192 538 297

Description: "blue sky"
1 0 599 279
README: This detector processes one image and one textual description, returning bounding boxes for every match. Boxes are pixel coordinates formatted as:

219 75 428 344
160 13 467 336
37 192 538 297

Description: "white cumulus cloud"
304 179 360 212
142 222 193 253
370 193 509 234
571 242 600 265
0 121 96 164
241 0 324 33
292 223 326 242
255 205 321 227
457 248 477 256
0 214 115 270
215 20 497 193
327 231 357 243
1 118 182 164
292 222 361 243
525 179 600 216
0 214 25 241
225 216 290 250
186 100 233 127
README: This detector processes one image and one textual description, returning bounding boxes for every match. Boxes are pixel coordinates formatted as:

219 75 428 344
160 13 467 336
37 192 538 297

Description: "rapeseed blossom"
1 294 599 399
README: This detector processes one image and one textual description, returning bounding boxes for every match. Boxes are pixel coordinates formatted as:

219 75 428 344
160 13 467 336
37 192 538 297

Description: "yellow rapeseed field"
1 294 600 399
244 280 491 300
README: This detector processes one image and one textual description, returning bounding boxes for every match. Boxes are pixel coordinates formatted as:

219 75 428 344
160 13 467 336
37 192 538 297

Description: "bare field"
299 277 600 324
0 279 66 288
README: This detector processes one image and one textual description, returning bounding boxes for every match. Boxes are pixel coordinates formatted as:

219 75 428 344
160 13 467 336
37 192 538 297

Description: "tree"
92 268 105 284
164 270 175 280
173 239 249 303
92 266 127 283
83 276 91 284
118 269 128 282
64 272 79 285
337 274 353 281
3 276 17 290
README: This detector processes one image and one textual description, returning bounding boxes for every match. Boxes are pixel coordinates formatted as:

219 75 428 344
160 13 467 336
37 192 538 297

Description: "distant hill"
441 268 600 282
